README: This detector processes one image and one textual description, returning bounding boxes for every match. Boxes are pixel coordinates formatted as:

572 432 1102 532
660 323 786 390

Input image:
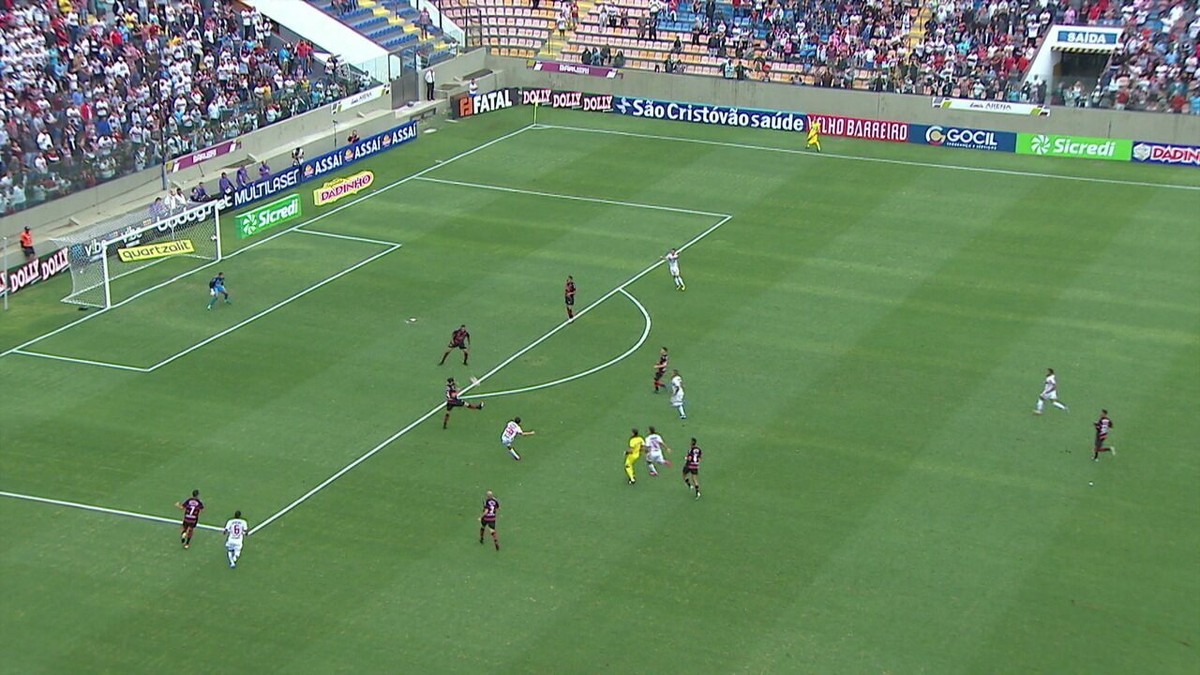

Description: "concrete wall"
0 92 398 243
488 54 1200 143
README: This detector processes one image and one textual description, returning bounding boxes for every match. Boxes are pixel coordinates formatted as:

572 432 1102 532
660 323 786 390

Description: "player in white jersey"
669 369 687 420
662 248 685 291
643 426 673 476
500 416 534 461
223 510 248 568
1034 368 1069 415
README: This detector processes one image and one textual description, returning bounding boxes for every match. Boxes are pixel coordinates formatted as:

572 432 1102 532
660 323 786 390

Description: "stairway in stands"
907 2 932 49
536 0 596 60
307 0 456 62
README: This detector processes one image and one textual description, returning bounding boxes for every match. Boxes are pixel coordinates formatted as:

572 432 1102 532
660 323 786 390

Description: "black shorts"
181 519 199 529
447 340 467 350
22 245 35 257
565 295 575 306
682 467 698 476
480 518 496 530
446 399 466 411
1094 436 1108 449
654 368 666 380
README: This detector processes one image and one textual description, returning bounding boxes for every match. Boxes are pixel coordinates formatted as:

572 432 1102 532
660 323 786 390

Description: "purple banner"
520 88 615 112
170 139 241 173
532 60 621 79
1131 141 1200 167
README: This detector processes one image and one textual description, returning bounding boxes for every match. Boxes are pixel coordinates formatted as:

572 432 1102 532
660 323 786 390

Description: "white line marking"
0 490 224 532
11 349 151 372
294 228 403 247
0 124 537 361
250 212 733 536
465 288 651 400
145 244 401 372
415 176 730 217
537 124 1200 192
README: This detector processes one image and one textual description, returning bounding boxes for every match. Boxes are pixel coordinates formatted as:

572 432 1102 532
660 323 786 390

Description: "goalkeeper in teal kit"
207 272 231 309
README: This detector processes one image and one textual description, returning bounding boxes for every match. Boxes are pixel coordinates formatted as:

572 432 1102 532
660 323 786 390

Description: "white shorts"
226 541 242 555
670 395 684 407
1040 391 1057 401
668 263 680 276
501 436 515 447
646 449 667 464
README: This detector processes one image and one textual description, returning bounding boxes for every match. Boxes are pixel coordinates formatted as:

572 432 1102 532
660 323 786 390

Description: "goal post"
51 201 223 309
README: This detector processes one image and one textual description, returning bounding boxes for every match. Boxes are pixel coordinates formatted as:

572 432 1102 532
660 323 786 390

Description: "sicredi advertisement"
1017 133 1133 161
236 194 303 239
910 124 1017 152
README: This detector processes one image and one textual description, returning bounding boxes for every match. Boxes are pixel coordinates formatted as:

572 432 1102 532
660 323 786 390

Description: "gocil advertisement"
910 124 1017 152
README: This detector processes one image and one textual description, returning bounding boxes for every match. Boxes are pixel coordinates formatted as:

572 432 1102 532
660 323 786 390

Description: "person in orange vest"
20 226 35 262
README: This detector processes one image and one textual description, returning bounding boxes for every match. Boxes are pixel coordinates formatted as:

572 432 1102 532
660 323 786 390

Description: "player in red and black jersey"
683 439 702 499
1093 409 1116 461
443 377 483 429
438 324 471 366
564 276 576 320
175 489 205 549
479 490 501 550
652 347 669 393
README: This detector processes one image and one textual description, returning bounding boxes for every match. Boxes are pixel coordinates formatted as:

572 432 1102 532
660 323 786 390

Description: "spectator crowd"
0 0 371 216
578 0 1196 112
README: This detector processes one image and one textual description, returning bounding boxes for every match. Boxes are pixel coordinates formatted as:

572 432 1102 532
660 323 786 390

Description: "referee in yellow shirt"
806 119 822 152
625 428 644 485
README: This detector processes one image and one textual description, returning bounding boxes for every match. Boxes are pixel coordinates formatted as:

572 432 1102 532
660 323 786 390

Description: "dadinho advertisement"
1016 133 1132 161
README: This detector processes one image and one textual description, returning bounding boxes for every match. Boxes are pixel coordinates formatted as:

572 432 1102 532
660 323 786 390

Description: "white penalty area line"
465 288 651 400
143 244 401 372
0 490 224 532
0 124 538 363
415 176 730 217
9 349 150 372
251 212 733 536
536 124 1200 193
293 227 403 247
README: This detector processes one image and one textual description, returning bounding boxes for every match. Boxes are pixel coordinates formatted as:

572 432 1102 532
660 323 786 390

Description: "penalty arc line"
464 288 651 400
250 213 733 536
0 124 538 362
537 124 1200 193
0 490 224 532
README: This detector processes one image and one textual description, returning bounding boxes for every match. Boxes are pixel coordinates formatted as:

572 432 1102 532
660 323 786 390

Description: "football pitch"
1 106 1197 673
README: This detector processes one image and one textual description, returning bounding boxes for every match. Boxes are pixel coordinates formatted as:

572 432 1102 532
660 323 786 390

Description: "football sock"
443 414 450 429
695 489 701 499
207 298 217 309
1053 402 1068 411
625 465 636 483
509 448 520 460
479 530 485 544
1035 400 1044 413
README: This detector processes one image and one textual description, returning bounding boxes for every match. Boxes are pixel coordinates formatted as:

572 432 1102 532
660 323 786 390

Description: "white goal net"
51 201 223 309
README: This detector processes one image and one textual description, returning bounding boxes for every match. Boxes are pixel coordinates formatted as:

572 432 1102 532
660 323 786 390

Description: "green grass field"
1 106 1197 674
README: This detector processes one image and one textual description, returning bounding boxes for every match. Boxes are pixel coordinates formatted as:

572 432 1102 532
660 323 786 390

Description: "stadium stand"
440 0 557 59
304 0 458 64
0 0 372 216
1089 0 1198 112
